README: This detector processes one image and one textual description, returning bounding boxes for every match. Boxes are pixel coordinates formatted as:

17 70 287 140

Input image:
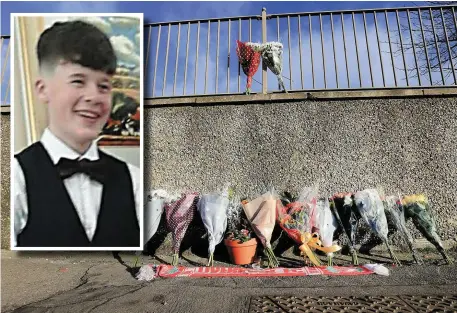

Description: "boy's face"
36 61 113 146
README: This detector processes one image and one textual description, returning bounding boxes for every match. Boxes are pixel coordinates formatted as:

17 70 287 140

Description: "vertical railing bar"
262 7 267 94
363 12 374 87
287 15 292 90
429 8 445 85
341 13 350 88
385 10 398 86
352 12 362 87
204 21 211 94
440 7 457 84
319 13 327 89
216 20 220 93
298 15 304 89
184 22 190 95
277 16 280 41
3 74 10 106
1 38 10 84
227 19 231 93
407 9 422 86
452 7 457 84
396 10 409 86
374 12 386 87
238 18 241 93
152 25 161 97
418 9 433 85
194 21 200 95
309 14 315 89
0 38 3 81
145 26 152 78
162 24 171 96
249 18 252 41
330 13 339 89
277 16 280 90
173 23 181 96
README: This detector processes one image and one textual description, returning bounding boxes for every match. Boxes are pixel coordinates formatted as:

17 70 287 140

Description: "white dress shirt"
13 128 141 247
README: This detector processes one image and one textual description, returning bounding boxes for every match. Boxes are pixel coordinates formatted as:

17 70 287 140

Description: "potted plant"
224 197 257 265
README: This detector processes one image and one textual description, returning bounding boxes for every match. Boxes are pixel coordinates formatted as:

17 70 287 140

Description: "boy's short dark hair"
37 20 117 75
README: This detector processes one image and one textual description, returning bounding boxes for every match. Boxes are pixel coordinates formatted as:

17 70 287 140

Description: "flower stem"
172 253 179 266
264 247 279 268
133 250 142 268
352 251 359 265
328 254 333 267
207 253 214 267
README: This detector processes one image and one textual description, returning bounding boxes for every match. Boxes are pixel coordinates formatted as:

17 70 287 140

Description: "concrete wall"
1 115 11 249
144 96 457 243
2 93 457 249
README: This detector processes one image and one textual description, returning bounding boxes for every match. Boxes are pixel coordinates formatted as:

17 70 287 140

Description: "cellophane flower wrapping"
259 41 286 92
402 194 452 264
144 189 168 245
165 192 199 265
354 189 389 242
384 195 422 264
297 186 319 233
331 193 359 257
197 187 229 265
236 40 261 94
276 186 318 243
276 186 334 266
354 189 400 265
317 198 338 252
242 189 279 267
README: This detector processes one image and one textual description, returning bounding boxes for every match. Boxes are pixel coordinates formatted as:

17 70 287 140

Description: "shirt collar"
40 128 99 165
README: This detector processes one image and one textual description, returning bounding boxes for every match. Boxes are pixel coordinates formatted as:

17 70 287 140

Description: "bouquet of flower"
197 187 230 266
165 192 199 266
260 41 287 92
242 190 279 267
236 40 261 94
353 189 400 265
277 187 340 266
329 192 360 265
402 194 452 264
316 198 340 266
134 189 169 267
383 195 423 264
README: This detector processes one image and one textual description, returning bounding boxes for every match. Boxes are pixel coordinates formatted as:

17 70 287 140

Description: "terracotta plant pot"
224 238 257 265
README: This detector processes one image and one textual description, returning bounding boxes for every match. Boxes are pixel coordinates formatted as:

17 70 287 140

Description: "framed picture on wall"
96 16 141 146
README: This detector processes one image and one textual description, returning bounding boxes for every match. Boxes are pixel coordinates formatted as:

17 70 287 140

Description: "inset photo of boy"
10 13 144 250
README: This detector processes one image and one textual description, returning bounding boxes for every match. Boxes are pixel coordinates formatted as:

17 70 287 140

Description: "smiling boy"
13 20 140 248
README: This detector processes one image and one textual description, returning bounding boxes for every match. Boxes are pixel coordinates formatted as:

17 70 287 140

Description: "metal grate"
249 295 457 313
402 295 457 313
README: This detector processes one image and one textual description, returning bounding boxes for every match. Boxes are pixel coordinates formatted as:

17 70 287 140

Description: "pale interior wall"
13 23 27 154
100 146 140 167
13 16 47 150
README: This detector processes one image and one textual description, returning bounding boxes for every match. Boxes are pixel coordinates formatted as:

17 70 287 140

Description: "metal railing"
1 36 11 106
1 4 456 105
144 4 457 98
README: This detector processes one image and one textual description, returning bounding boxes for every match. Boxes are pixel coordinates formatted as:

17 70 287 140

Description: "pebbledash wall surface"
1 89 457 249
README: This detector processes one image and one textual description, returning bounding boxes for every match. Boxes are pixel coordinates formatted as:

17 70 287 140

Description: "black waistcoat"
15 142 140 247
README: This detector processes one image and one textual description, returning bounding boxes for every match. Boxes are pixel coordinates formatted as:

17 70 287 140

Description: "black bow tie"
56 157 106 183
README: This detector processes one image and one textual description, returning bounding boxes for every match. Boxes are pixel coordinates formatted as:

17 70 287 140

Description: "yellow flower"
402 194 428 205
